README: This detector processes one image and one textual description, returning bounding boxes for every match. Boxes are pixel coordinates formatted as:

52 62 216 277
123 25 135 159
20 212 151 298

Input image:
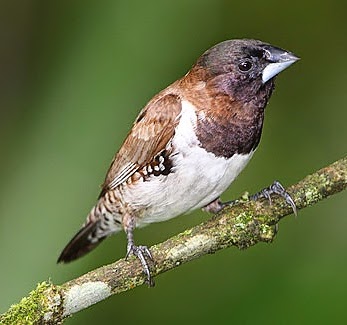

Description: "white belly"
122 100 254 225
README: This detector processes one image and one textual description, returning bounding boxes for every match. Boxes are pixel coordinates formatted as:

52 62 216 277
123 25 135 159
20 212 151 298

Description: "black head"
196 39 299 105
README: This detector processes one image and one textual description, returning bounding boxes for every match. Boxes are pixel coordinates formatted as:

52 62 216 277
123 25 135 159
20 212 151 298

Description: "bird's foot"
203 181 296 218
250 180 297 216
126 243 154 287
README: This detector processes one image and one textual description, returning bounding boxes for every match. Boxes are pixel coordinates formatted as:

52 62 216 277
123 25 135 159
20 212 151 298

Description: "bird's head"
194 39 299 105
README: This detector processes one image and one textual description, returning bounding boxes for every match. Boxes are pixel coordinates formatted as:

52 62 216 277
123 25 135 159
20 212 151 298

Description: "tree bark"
1 157 346 324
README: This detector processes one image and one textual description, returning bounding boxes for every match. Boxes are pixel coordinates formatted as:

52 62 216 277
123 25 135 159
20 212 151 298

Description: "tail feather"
57 222 105 263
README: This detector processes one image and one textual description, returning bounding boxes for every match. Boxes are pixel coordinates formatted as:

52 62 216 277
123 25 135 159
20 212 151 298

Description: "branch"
2 157 347 324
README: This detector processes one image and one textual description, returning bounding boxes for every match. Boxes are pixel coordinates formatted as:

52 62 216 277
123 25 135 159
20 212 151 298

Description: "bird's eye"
238 60 253 72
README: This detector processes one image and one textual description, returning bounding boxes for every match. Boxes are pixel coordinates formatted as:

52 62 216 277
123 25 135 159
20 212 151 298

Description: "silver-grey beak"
262 46 299 84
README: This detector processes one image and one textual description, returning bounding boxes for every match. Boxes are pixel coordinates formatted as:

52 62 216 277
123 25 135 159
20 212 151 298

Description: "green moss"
304 187 322 205
0 282 51 325
303 173 330 206
259 223 271 234
233 212 253 229
240 191 250 202
259 223 276 241
230 211 277 248
179 228 193 236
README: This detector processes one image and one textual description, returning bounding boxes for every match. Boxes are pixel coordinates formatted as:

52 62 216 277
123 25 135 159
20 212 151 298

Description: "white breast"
122 100 254 226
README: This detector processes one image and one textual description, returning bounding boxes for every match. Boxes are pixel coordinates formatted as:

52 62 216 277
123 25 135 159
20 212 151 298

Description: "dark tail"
57 222 105 263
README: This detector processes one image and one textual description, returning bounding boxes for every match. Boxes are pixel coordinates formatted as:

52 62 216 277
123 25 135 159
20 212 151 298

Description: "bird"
58 39 299 286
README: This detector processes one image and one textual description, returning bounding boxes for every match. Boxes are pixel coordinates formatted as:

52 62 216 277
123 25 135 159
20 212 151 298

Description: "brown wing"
99 93 182 197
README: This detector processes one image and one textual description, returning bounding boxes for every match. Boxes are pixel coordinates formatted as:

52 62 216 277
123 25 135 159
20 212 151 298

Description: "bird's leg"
249 180 297 216
203 196 243 214
124 215 154 287
203 181 296 217
203 198 225 214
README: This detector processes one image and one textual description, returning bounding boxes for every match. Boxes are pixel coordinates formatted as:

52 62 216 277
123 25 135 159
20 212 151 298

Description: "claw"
126 243 154 287
250 180 297 216
139 245 153 261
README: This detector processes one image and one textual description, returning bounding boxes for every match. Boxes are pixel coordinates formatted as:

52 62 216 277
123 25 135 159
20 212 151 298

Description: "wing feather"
99 93 182 197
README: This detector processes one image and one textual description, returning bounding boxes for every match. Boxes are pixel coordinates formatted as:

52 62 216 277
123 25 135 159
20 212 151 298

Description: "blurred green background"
1 0 346 324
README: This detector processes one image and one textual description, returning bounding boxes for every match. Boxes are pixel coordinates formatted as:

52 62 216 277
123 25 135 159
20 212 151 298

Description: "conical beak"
262 46 299 84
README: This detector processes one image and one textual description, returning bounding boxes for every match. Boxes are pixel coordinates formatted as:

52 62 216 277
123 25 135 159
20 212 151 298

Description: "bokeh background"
1 0 346 324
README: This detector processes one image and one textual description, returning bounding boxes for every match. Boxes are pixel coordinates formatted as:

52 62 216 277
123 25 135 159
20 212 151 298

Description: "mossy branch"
1 157 346 324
